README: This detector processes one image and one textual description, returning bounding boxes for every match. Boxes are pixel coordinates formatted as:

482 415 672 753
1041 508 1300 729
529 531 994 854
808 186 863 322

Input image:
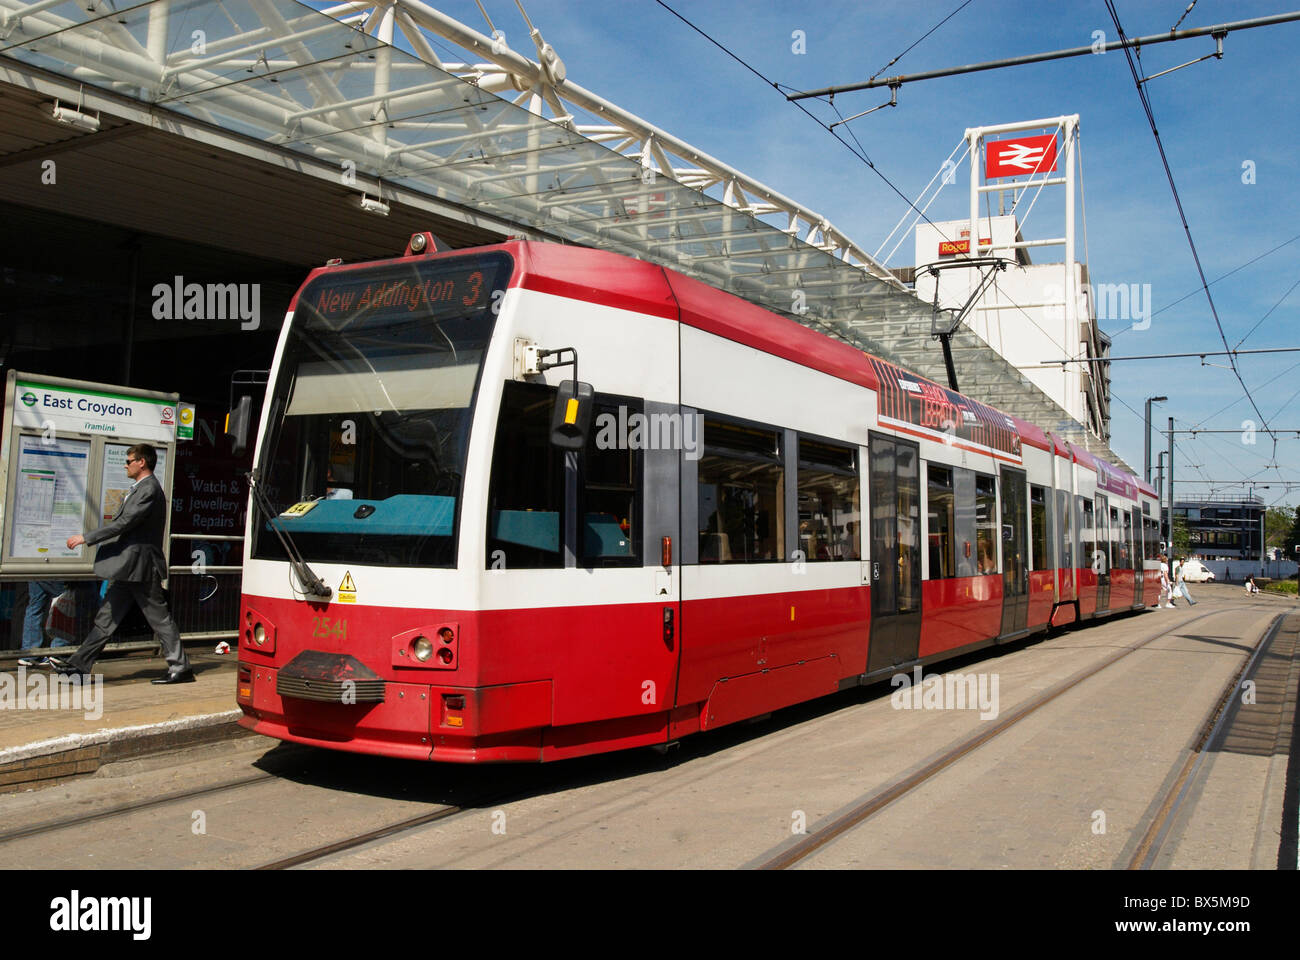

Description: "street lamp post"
1144 396 1167 484
1167 417 1175 554
1154 451 1167 540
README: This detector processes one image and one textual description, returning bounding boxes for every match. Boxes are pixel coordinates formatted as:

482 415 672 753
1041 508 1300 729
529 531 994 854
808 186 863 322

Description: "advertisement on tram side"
867 357 1022 463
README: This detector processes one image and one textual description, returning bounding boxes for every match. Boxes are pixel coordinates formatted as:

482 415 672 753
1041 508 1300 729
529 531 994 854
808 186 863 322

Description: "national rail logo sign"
985 134 1058 179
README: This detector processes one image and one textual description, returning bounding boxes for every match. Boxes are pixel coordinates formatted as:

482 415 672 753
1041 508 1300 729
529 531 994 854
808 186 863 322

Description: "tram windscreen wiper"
247 469 332 600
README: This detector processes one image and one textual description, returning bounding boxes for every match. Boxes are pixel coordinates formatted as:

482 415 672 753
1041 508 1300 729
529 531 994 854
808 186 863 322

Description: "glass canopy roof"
1 0 1120 461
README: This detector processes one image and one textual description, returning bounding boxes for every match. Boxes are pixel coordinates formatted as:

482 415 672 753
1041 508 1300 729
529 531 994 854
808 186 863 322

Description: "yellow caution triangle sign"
340 572 356 592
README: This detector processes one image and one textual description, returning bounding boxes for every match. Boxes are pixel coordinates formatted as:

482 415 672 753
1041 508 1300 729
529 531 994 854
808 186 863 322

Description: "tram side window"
975 475 998 574
698 417 784 563
1031 485 1050 571
486 381 565 569
797 437 859 561
1079 497 1094 571
1058 489 1073 569
927 465 956 578
1095 498 1110 573
1111 508 1126 570
582 397 642 566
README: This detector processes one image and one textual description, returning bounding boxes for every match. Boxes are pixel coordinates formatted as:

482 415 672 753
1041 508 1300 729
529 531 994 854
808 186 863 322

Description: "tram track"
1128 610 1294 869
0 771 278 845
751 603 1283 870
255 797 501 869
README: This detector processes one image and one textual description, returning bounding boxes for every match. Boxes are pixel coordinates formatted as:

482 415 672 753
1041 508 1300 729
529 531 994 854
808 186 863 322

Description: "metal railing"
168 534 243 641
0 534 244 657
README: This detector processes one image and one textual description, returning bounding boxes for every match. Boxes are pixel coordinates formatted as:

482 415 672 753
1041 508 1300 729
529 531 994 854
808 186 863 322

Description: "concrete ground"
0 585 1294 869
0 644 241 792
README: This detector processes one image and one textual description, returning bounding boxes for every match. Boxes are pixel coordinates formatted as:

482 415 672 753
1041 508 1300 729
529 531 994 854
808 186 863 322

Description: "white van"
1180 559 1216 583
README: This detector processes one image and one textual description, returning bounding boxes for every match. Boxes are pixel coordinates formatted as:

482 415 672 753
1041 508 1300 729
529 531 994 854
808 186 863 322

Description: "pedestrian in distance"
17 580 66 666
1157 553 1173 608
1171 555 1197 606
54 443 194 684
1245 575 1260 597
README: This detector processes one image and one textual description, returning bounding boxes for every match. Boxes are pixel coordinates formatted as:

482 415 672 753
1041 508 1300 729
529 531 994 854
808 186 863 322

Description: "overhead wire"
648 0 1297 496
1234 277 1300 349
1120 232 1300 338
1190 359 1300 429
868 0 974 83
1105 0 1276 444
651 0 969 245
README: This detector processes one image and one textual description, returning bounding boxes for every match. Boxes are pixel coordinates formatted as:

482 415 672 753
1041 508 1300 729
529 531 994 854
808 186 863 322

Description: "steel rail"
0 771 276 844
1128 611 1291 869
752 604 1257 870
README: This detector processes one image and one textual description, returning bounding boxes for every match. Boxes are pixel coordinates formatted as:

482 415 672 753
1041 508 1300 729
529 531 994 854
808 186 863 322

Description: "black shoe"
52 661 89 678
152 670 196 685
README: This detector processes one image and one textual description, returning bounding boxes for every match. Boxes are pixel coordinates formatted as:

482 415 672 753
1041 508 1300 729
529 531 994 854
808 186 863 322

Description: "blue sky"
361 0 1300 509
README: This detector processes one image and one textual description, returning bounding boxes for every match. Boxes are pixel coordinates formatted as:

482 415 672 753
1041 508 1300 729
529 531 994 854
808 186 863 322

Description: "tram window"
486 381 565 569
927 465 956 578
1031 485 1050 571
797 438 859 562
1079 497 1094 571
1111 507 1126 570
1058 490 1072 570
698 417 784 563
975 475 997 574
581 397 642 566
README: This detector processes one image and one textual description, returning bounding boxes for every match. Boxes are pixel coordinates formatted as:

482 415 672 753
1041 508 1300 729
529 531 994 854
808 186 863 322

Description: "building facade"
1173 495 1264 561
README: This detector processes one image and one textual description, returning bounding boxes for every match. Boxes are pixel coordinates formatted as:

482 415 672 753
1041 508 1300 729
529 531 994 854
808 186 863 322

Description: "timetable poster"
9 437 91 559
100 442 167 521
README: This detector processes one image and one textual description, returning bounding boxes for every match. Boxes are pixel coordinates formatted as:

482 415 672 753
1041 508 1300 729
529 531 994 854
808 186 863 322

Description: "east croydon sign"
1 372 179 579
14 380 176 443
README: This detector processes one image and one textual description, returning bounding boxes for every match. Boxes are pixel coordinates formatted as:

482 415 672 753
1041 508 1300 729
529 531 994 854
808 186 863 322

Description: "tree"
1171 515 1191 557
1287 506 1300 561
1265 506 1293 551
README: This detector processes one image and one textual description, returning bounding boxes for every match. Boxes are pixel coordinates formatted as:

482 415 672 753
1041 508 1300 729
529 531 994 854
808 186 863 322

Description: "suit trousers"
67 578 191 674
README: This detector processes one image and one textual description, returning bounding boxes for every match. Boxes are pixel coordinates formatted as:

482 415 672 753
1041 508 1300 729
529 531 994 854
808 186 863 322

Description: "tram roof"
0 0 1131 471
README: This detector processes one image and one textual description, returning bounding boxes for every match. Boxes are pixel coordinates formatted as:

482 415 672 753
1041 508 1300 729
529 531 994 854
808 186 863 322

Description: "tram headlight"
412 636 434 662
253 623 266 646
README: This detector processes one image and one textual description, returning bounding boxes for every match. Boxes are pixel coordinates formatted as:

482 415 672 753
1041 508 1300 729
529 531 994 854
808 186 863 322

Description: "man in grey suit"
57 443 194 684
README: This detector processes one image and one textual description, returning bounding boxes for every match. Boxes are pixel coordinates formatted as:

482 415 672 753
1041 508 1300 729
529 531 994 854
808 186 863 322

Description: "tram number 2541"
312 617 348 640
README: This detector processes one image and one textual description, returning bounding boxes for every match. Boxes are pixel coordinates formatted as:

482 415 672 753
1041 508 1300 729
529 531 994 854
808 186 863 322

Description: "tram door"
866 434 922 673
999 467 1029 636
1127 507 1141 606
1094 494 1111 611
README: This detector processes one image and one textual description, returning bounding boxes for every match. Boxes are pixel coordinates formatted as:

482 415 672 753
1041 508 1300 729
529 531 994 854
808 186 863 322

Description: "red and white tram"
233 235 1162 762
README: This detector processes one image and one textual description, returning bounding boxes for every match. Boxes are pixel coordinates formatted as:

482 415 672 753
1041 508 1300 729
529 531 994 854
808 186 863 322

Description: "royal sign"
985 134 1058 179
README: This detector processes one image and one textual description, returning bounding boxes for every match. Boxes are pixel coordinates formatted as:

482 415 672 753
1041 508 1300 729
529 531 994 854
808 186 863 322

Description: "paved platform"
0 581 1292 797
0 645 243 792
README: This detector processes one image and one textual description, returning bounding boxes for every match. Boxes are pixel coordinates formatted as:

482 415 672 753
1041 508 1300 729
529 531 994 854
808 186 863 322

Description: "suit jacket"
86 474 169 583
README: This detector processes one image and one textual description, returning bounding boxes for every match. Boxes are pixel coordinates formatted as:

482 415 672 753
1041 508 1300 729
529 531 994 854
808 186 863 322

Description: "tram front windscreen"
251 251 512 568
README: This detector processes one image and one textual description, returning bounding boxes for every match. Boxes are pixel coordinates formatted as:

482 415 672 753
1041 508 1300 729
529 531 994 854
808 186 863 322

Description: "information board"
9 437 91 559
0 372 179 580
